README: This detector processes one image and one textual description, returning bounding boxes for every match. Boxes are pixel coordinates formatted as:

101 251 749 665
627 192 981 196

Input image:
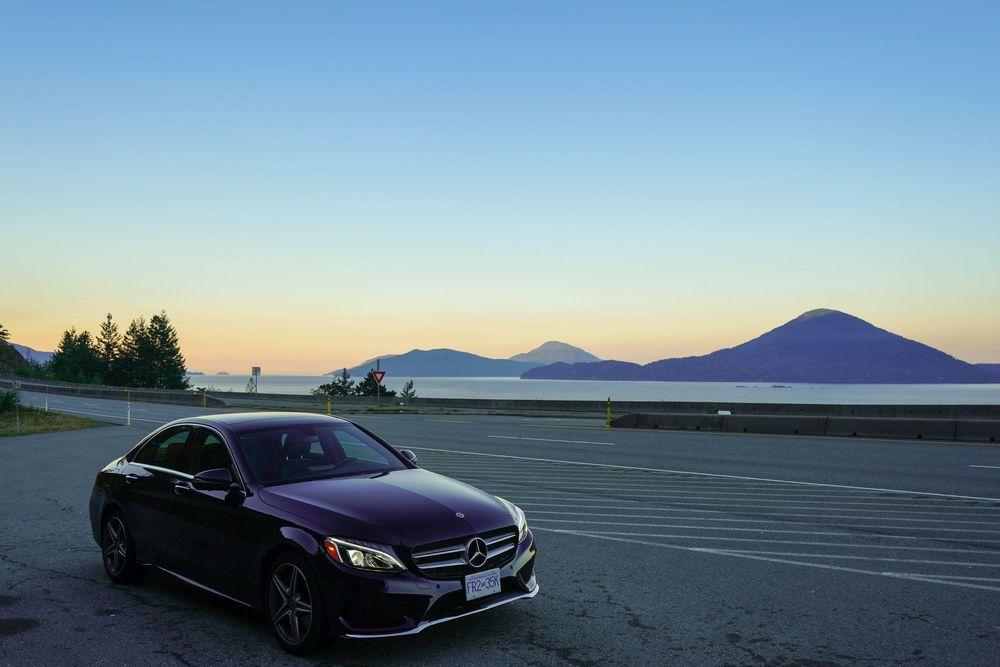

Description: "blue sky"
3 2 999 372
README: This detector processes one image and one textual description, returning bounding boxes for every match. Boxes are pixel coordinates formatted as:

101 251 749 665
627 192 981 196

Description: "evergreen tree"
0 323 9 344
400 379 417 400
355 371 397 397
96 313 121 385
147 311 189 389
312 368 356 396
120 318 152 387
48 328 102 383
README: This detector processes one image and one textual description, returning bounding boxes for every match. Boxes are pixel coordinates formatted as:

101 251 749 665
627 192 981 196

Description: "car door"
123 425 195 569
168 426 254 598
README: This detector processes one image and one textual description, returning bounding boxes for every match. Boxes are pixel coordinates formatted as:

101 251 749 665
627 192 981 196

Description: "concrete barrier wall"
613 411 1000 442
0 376 226 407
3 375 999 441
215 392 1000 419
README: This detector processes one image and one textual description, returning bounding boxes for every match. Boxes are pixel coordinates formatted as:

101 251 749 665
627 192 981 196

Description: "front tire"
101 511 144 584
266 553 328 655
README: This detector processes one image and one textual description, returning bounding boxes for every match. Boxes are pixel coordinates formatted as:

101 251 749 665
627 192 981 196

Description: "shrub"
0 388 19 413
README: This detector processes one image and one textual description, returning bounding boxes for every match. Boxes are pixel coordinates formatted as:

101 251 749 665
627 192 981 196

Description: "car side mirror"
192 467 234 490
399 449 418 465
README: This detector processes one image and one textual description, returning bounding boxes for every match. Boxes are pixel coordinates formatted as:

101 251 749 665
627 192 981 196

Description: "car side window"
187 428 234 476
133 426 193 472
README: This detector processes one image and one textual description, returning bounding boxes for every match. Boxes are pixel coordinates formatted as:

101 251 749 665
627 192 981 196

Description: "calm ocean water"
186 374 1000 405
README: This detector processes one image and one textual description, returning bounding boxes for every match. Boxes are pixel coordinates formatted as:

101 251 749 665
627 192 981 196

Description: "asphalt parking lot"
2 392 1000 664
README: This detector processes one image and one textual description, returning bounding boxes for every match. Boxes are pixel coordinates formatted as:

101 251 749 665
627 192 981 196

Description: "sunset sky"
3 2 999 374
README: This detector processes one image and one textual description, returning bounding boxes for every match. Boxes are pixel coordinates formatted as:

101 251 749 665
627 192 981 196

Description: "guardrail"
0 376 226 408
611 411 1000 443
4 375 998 442
188 391 1000 419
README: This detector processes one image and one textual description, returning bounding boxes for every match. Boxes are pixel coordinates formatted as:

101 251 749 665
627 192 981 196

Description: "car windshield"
234 422 407 485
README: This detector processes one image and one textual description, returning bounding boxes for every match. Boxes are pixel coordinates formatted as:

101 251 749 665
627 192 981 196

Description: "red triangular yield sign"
371 371 386 385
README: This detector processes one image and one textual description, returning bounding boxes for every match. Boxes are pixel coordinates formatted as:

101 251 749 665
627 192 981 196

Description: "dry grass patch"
0 407 101 437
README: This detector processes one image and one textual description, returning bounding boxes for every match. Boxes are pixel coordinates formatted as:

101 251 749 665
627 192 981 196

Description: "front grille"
410 526 518 579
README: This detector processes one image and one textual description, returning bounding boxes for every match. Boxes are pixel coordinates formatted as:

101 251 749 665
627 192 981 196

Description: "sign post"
250 366 261 395
372 360 386 410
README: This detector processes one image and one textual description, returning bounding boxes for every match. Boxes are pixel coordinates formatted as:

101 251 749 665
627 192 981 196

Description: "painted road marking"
711 550 1000 569
511 498 1000 519
457 478 989 500
407 446 1000 502
480 487 1000 510
532 527 1000 592
526 517 1000 542
512 502 1000 524
487 435 615 446
524 510 1000 533
533 527 1000 555
424 419 476 424
970 465 1000 469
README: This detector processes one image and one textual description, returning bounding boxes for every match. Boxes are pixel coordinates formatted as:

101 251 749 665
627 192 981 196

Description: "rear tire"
101 511 145 584
265 553 328 655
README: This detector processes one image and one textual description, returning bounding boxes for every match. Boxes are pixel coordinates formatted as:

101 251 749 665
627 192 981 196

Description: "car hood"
258 468 514 546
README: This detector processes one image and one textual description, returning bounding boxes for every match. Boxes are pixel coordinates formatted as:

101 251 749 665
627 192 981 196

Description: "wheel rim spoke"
270 564 312 645
104 518 126 575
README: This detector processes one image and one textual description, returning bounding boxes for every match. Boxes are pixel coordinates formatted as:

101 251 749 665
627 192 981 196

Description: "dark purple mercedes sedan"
89 412 538 654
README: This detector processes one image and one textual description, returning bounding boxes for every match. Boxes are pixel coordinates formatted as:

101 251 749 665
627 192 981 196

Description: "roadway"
2 391 1000 664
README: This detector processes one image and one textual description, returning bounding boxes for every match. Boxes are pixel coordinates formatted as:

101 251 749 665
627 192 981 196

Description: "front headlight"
324 537 405 572
496 496 528 543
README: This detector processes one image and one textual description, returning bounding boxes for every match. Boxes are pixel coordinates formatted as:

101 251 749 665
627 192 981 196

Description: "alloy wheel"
102 516 128 576
269 563 313 645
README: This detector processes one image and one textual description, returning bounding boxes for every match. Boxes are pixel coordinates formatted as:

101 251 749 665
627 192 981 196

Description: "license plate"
465 568 501 601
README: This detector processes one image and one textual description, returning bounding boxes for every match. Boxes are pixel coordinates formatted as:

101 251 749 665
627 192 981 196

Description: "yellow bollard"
326 395 332 416
202 390 207 408
606 396 612 428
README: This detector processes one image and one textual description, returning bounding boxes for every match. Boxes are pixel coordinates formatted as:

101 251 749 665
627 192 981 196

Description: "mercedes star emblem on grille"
465 537 488 568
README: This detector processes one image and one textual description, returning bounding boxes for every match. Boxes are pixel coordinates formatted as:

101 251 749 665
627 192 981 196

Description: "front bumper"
315 531 538 638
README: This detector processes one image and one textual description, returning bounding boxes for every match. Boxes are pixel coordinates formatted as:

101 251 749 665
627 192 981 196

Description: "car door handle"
124 473 139 484
173 481 192 495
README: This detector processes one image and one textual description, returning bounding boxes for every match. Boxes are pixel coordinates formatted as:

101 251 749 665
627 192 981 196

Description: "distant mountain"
509 341 601 365
1 344 29 373
523 309 1000 384
10 343 53 366
186 371 205 376
334 348 539 378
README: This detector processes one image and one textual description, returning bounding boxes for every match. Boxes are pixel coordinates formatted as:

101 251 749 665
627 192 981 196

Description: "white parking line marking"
457 478 988 501
969 465 1000 469
906 574 1000 582
514 501 1000 524
531 527 1000 592
500 494 1000 518
424 419 476 424
528 518 1000 542
691 549 1000 568
532 529 992 554
526 510 1000 533
487 435 615 447
479 487 1000 511
408 446 1000 502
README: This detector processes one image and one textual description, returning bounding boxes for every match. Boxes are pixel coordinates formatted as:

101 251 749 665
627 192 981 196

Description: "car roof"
177 411 351 433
